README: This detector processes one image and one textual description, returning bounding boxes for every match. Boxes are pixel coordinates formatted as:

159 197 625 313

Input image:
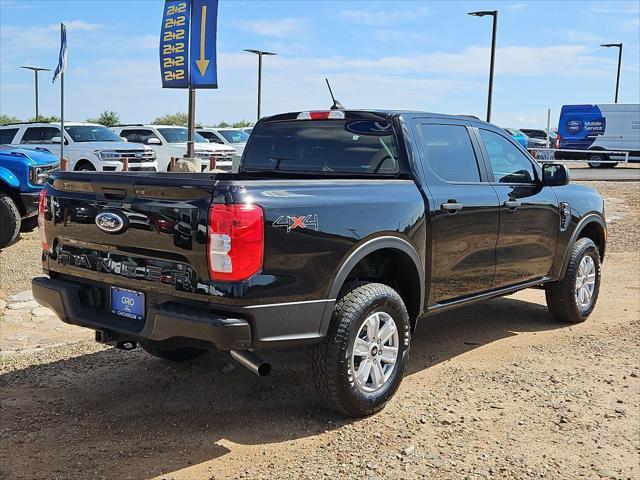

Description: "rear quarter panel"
217 178 427 304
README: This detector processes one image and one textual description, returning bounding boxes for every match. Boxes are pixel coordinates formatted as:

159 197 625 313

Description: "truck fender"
327 235 425 314
559 213 606 278
0 166 20 190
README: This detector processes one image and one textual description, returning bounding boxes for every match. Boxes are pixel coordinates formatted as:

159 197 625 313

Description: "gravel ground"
1 180 638 479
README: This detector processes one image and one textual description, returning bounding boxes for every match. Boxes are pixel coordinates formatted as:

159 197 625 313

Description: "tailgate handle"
102 188 127 200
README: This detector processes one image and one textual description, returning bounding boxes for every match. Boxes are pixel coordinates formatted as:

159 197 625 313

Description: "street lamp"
468 10 498 123
20 65 50 122
244 49 276 121
600 43 623 103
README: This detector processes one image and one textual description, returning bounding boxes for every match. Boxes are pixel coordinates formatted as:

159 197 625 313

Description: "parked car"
556 103 640 168
242 127 253 135
196 127 249 172
520 128 555 149
0 145 58 248
112 125 236 171
503 128 527 148
34 109 606 417
0 122 157 172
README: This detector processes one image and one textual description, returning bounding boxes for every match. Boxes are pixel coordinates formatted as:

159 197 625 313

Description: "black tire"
75 161 96 172
0 192 21 249
20 215 38 232
140 341 207 362
545 238 601 323
587 152 607 168
310 282 411 417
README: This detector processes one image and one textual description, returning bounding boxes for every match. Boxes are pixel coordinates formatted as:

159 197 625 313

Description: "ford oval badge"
95 211 127 234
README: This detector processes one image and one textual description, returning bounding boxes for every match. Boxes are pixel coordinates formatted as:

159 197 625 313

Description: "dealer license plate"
111 287 145 321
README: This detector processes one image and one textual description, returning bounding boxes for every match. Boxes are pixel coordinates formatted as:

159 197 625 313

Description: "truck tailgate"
42 172 217 300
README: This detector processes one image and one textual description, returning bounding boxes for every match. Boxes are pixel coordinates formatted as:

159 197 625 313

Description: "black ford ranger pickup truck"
33 110 606 417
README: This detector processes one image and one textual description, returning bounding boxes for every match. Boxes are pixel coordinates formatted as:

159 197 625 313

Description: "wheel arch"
327 236 425 330
561 214 606 278
74 159 95 171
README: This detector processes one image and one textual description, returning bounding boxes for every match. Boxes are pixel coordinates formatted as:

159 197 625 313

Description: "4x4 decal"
274 214 319 232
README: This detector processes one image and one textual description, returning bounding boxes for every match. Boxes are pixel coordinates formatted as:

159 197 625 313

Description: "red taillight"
297 110 345 120
207 203 264 282
38 189 49 251
555 133 561 150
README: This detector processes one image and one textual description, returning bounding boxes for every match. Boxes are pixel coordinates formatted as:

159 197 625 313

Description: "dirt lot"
1 181 639 479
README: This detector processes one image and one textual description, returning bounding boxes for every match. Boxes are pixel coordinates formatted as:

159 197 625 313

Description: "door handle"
504 200 521 210
441 201 463 214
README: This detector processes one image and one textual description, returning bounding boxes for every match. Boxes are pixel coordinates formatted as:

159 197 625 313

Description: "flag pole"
60 23 64 161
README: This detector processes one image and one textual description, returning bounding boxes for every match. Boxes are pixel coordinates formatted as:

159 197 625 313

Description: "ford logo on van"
95 212 127 234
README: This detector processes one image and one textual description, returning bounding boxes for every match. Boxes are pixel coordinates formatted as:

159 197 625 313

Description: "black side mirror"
542 163 570 186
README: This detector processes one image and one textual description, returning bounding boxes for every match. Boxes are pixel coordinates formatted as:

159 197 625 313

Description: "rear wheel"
140 341 207 362
310 282 411 417
545 238 601 323
0 192 21 249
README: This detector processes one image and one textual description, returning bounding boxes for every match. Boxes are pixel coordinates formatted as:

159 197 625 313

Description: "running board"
426 277 552 315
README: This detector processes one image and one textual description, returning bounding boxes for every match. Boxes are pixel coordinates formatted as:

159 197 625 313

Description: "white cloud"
565 30 603 43
339 7 429 26
235 18 307 39
506 3 527 11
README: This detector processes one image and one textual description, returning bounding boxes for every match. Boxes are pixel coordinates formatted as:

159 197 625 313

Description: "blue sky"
1 0 639 128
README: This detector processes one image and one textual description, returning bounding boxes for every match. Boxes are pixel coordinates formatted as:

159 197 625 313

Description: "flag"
52 23 67 83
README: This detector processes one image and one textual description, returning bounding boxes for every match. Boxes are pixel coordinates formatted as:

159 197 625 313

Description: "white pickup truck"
112 125 236 171
0 122 158 172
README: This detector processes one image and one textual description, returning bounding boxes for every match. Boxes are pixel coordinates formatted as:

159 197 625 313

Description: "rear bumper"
32 275 335 351
32 276 252 351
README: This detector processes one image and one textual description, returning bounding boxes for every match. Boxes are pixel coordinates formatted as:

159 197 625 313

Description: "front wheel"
0 192 21 249
545 238 601 323
587 152 608 168
310 283 411 417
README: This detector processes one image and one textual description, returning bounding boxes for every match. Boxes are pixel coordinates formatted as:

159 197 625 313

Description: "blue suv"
0 145 59 248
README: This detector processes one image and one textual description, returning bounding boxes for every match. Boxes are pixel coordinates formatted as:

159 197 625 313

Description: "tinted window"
479 129 536 183
243 120 399 174
418 124 480 183
120 129 160 144
198 131 224 143
65 125 122 142
21 127 60 144
157 127 207 143
218 129 249 144
0 128 19 144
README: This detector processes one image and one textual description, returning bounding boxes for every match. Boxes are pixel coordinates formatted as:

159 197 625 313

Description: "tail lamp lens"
208 204 264 282
38 189 49 251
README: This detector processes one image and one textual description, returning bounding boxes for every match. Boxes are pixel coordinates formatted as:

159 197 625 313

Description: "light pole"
468 10 498 123
600 43 623 103
244 49 276 121
20 65 50 122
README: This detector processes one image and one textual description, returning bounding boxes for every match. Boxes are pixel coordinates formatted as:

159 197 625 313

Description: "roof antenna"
325 78 345 110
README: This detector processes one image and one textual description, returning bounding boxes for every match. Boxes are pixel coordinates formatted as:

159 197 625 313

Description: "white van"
557 104 640 167
0 122 158 172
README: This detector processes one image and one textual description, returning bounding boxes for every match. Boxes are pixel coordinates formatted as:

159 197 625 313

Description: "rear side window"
198 131 224 143
20 127 60 144
0 128 19 144
243 120 399 174
418 124 481 183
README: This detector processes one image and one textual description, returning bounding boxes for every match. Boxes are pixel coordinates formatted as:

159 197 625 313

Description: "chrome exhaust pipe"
230 350 271 376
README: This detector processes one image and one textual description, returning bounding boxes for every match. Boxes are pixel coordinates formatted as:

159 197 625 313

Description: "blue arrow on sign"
189 0 218 88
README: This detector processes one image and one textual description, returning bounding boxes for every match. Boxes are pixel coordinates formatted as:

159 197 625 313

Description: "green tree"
27 115 60 123
152 112 188 126
87 110 121 127
232 120 252 128
0 114 22 126
215 121 230 128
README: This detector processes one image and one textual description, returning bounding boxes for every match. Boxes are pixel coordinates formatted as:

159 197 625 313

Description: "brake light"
555 133 561 150
207 203 264 282
38 188 49 251
297 110 345 120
